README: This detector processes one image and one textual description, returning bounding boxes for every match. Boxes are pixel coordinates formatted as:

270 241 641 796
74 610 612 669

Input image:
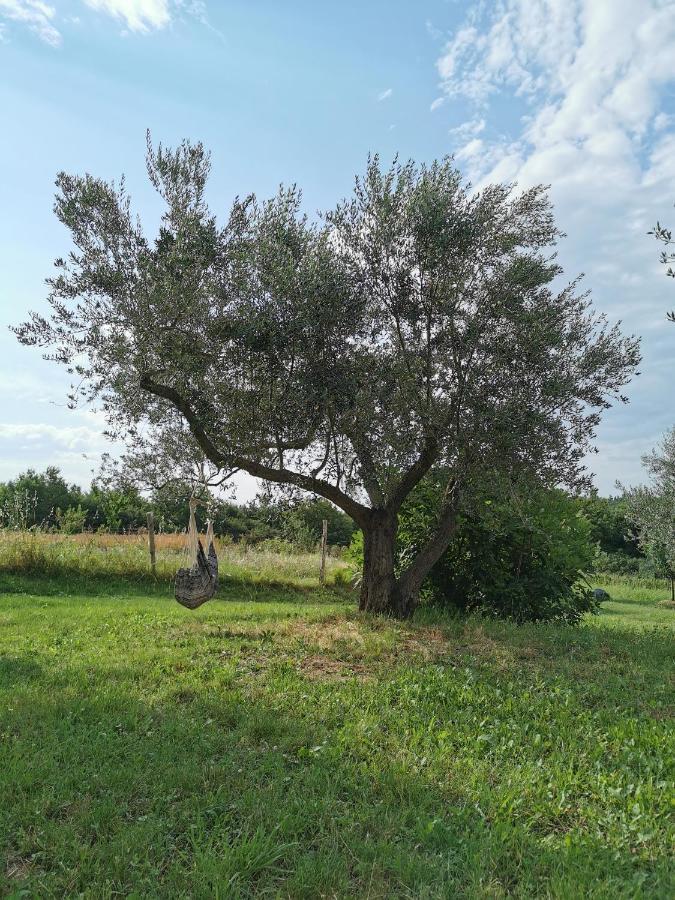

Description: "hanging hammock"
175 499 218 610
205 517 218 587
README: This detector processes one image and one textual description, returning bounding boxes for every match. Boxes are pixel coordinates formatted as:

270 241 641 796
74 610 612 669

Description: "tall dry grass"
0 530 352 589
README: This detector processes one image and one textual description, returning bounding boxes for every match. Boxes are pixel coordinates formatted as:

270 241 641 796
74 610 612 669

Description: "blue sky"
0 0 674 499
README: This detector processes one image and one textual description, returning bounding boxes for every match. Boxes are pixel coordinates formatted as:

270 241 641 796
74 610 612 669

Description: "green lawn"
0 572 673 898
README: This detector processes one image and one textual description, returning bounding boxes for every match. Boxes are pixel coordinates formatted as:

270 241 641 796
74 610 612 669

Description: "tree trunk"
358 501 460 620
358 514 403 616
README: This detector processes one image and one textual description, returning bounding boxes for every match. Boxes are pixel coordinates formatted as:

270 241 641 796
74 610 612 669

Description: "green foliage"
344 528 364 567
578 493 640 557
649 217 675 321
0 469 355 555
624 427 675 598
279 498 356 549
0 486 38 530
15 139 640 616
0 467 83 529
396 479 597 623
577 492 648 578
87 483 148 532
593 549 642 576
55 504 88 534
0 572 671 896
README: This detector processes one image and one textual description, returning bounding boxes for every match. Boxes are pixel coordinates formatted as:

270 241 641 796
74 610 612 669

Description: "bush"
56 505 88 534
593 549 641 576
402 480 597 624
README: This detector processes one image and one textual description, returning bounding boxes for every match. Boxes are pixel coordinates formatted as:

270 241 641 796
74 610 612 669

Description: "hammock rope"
174 497 218 610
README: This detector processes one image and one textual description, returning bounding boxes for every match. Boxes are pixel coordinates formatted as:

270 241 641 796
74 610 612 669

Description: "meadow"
0 533 673 897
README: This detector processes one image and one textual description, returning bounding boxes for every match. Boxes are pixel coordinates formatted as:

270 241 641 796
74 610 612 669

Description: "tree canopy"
0 467 83 529
16 135 640 616
624 428 675 601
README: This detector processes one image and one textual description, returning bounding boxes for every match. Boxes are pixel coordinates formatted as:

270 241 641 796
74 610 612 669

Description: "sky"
0 0 674 502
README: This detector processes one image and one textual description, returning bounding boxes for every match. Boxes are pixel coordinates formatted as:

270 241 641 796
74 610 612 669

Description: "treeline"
0 466 655 576
0 467 356 548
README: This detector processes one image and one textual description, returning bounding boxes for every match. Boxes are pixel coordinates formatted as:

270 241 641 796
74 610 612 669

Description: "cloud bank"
434 0 675 491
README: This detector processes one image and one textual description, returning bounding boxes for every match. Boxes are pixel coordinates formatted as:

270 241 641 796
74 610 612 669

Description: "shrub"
593 549 641 576
401 480 597 624
56 505 88 534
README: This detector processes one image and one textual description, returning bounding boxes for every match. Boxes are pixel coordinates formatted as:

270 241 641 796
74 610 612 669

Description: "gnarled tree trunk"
358 513 400 615
358 501 460 620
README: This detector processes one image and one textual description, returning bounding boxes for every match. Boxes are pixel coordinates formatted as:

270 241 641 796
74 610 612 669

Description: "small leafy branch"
648 217 675 322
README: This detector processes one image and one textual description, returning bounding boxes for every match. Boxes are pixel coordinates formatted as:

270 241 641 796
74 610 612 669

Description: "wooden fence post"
320 518 328 585
147 511 156 577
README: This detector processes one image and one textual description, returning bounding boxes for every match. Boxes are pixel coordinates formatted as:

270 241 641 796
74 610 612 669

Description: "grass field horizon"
1 539 673 897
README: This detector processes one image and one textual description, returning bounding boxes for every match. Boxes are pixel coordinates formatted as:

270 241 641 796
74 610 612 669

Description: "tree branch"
387 438 439 513
139 374 372 527
347 432 385 507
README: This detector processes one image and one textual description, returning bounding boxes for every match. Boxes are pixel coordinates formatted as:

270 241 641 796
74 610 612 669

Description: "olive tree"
624 428 675 602
15 135 640 617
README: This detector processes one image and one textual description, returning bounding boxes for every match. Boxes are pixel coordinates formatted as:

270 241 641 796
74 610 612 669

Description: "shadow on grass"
0 570 352 606
408 606 674 699
0 655 43 682
1 655 662 899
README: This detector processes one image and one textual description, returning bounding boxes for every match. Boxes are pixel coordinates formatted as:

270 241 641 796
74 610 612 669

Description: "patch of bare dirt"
394 627 452 661
299 654 372 682
284 617 367 650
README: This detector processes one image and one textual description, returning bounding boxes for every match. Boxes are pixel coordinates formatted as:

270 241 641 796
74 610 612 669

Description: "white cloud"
377 87 393 102
0 0 218 43
82 0 170 32
0 371 63 402
653 112 672 132
449 116 485 141
0 422 109 450
0 0 61 46
430 97 445 112
434 0 675 493
455 137 483 163
437 1 675 187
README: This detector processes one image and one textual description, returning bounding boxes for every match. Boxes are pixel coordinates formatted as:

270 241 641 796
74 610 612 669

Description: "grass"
0 550 673 897
0 530 351 589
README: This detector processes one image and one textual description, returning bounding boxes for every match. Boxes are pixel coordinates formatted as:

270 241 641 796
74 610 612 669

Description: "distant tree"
295 499 355 547
577 492 641 557
280 498 356 548
648 217 675 322
214 501 273 543
0 467 82 528
87 481 147 532
624 428 675 602
56 504 88 534
15 136 640 617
